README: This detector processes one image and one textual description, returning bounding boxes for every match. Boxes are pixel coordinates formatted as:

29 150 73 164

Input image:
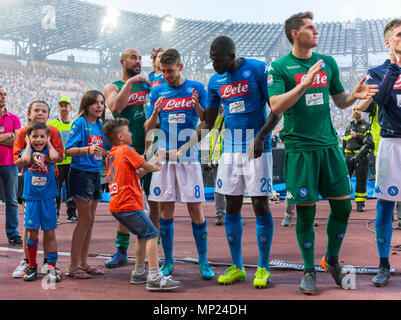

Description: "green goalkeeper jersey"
112 80 149 154
268 52 345 152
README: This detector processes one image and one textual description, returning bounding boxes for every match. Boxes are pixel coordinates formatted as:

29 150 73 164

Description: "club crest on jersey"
295 71 328 88
163 97 193 111
220 80 250 99
242 70 251 78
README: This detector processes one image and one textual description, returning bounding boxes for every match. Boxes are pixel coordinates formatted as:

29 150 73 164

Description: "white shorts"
148 162 205 203
215 152 273 197
374 137 401 201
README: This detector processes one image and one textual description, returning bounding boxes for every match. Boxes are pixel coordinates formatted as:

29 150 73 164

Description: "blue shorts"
111 210 159 240
69 168 102 201
24 198 57 231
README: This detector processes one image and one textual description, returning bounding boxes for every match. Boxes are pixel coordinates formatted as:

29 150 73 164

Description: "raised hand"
302 60 323 88
353 77 379 99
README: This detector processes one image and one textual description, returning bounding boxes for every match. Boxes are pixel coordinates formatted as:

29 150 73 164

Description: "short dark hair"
284 11 314 44
384 19 401 39
26 122 50 137
160 48 181 65
210 36 236 55
102 118 129 143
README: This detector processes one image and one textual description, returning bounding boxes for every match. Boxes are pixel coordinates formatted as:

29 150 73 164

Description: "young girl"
148 47 165 89
65 90 108 279
12 100 64 278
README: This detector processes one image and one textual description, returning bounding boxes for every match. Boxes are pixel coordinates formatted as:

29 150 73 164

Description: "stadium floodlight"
101 6 120 34
161 15 175 32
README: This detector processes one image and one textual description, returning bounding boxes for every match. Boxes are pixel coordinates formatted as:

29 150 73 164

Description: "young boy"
102 118 180 291
15 122 61 282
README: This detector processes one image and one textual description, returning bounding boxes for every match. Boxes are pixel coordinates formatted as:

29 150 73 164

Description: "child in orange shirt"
103 118 180 291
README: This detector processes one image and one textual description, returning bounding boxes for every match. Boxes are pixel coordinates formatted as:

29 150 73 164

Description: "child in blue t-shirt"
65 90 108 279
15 122 61 282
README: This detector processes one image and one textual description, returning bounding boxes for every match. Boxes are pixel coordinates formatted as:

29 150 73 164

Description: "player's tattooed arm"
247 112 282 160
270 60 323 114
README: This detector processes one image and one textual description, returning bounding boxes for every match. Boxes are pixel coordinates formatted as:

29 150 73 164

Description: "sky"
85 0 400 23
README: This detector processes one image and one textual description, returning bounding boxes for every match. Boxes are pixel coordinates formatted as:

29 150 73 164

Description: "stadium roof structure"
0 0 393 71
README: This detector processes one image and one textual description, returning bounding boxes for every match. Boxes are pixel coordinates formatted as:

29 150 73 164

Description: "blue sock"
224 212 243 269
256 213 274 270
192 220 208 264
375 200 395 259
159 217 174 264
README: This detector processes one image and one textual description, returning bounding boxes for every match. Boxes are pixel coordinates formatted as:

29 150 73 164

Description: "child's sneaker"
23 266 38 282
105 250 128 268
47 267 62 283
41 263 49 274
130 270 148 284
12 260 29 278
146 275 181 291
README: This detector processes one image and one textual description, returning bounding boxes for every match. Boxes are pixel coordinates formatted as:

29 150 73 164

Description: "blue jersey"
147 79 207 160
367 60 401 138
65 116 107 172
207 58 272 153
22 147 58 200
149 71 166 89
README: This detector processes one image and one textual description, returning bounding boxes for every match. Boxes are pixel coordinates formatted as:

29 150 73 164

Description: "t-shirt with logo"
366 59 401 138
47 119 73 165
106 144 145 213
65 116 107 172
268 52 344 152
148 71 166 89
14 125 64 176
207 58 272 153
146 79 207 161
21 146 58 200
112 80 149 155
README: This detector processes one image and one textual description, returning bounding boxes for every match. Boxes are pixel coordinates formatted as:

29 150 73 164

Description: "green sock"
115 231 130 249
296 205 316 270
326 199 352 257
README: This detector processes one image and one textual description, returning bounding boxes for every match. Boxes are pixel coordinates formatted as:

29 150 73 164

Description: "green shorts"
140 172 152 197
284 145 352 204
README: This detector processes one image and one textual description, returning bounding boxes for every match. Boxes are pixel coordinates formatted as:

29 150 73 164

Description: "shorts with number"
374 138 401 201
215 152 273 197
284 145 352 204
24 198 57 231
148 162 205 202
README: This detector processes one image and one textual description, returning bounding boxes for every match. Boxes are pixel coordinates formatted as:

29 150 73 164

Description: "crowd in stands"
0 58 368 137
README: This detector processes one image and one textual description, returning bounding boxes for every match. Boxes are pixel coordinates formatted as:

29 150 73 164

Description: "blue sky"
86 0 400 23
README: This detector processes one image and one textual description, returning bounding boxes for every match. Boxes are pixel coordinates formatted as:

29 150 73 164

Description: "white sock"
135 264 145 274
149 267 162 279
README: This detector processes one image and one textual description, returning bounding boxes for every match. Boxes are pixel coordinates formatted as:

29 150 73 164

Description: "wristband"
87 146 90 154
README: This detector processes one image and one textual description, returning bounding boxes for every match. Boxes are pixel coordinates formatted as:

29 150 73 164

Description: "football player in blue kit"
366 18 401 287
144 48 215 280
177 36 281 288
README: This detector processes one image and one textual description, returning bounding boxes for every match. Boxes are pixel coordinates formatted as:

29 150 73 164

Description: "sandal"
65 267 91 279
81 265 104 275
